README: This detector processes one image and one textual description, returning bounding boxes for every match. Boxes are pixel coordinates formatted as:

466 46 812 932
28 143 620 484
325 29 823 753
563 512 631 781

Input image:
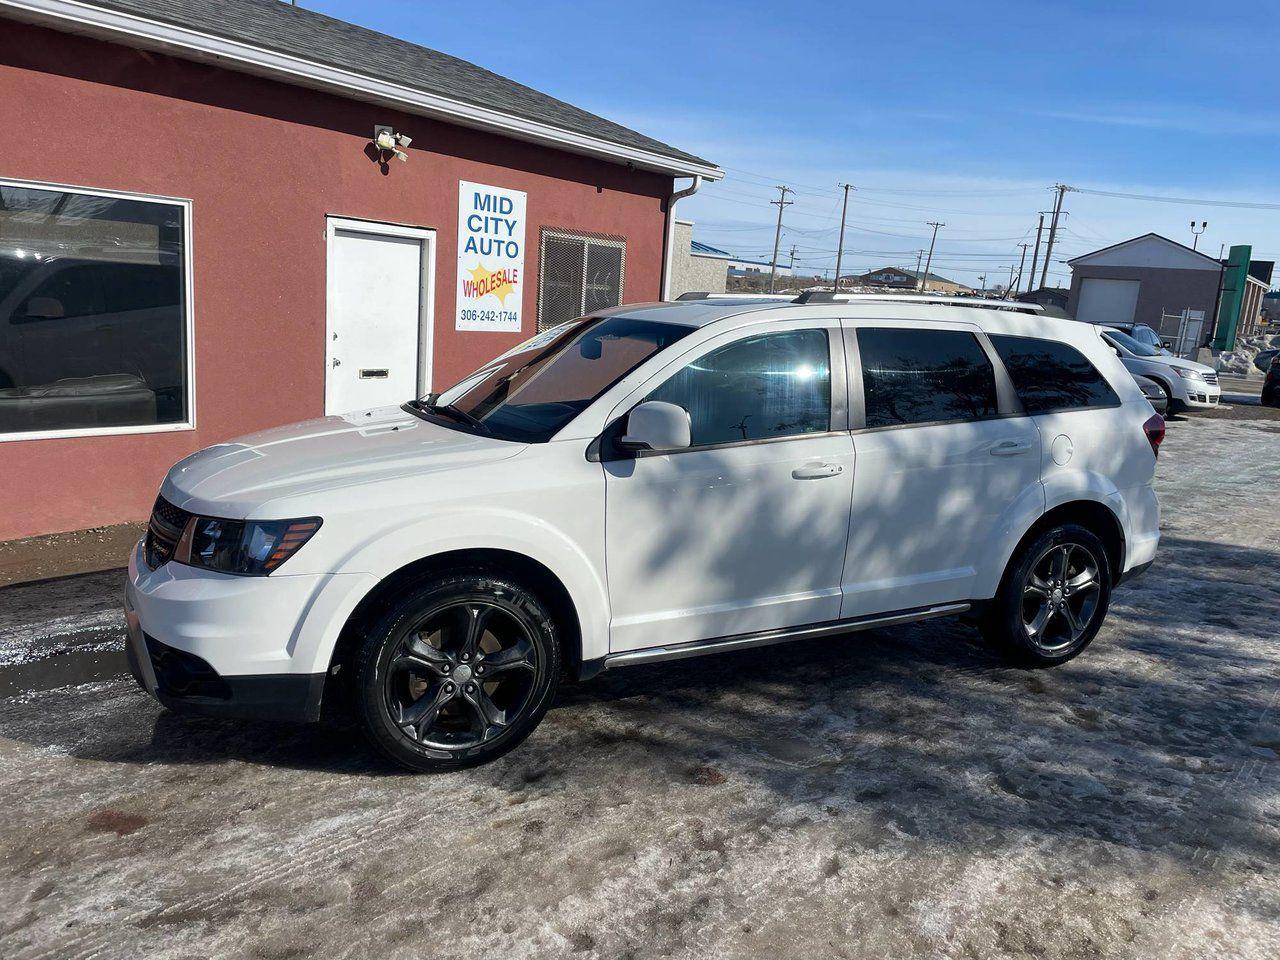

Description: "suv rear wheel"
983 523 1112 665
354 569 561 772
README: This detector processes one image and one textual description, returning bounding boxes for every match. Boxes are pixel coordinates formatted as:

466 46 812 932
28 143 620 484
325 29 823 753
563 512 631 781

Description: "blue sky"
303 0 1280 288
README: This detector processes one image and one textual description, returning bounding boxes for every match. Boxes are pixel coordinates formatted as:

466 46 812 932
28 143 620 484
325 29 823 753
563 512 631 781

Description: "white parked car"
1097 326 1220 412
125 294 1163 771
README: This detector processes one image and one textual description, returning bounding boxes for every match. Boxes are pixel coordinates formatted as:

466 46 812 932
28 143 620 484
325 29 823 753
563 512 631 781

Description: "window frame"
592 318 849 461
0 177 196 444
843 319 1022 433
536 229 626 332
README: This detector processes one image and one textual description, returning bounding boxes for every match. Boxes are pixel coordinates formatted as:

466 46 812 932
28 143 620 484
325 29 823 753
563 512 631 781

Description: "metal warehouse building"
0 0 719 541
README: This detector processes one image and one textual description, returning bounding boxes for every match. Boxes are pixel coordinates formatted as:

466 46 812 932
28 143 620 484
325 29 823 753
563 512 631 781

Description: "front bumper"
124 617 325 722
1181 381 1221 407
125 540 373 723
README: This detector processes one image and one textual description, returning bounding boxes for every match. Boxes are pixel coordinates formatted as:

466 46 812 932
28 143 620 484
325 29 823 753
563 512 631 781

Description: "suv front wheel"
354 570 561 772
983 524 1112 665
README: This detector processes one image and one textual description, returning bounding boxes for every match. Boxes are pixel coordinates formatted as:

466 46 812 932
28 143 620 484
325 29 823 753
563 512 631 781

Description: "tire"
1153 379 1182 415
981 523 1112 666
354 568 561 772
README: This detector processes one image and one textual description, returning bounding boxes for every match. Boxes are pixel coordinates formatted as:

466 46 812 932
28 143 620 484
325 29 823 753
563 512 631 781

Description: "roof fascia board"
1 0 723 180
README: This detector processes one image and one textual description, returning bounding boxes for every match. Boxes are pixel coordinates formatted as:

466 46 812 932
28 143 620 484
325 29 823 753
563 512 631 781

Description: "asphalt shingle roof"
80 0 713 168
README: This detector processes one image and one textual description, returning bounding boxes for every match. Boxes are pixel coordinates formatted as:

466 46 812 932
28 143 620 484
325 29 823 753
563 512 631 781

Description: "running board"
600 602 970 671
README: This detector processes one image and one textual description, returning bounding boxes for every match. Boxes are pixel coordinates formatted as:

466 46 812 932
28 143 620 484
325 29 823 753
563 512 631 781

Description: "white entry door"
326 218 435 415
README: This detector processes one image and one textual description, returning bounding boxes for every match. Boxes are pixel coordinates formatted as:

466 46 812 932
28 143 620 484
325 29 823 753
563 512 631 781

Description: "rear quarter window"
990 334 1120 414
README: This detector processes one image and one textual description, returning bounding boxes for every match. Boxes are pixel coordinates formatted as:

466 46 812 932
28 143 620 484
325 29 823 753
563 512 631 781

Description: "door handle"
792 462 844 480
990 440 1032 456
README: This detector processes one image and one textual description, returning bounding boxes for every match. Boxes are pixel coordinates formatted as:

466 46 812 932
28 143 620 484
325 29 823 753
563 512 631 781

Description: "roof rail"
671 292 1044 313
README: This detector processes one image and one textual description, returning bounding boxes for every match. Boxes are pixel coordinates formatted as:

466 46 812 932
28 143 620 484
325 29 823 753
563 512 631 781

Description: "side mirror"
23 296 65 320
619 400 691 452
1161 339 1174 350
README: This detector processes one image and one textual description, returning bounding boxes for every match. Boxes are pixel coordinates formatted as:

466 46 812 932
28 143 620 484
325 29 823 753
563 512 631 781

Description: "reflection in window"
649 329 831 446
0 184 188 434
858 327 998 428
990 334 1120 414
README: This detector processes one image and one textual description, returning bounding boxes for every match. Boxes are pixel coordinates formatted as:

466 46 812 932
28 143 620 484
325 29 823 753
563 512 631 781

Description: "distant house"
854 266 972 295
668 220 729 298
729 257 792 277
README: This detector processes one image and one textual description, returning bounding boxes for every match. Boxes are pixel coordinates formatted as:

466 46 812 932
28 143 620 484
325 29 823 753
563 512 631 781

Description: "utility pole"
788 244 798 278
833 183 853 292
1027 212 1046 293
1190 220 1207 251
914 249 924 280
1007 262 1016 292
920 221 944 292
977 274 986 293
768 185 793 294
1039 184 1068 290
1012 242 1030 296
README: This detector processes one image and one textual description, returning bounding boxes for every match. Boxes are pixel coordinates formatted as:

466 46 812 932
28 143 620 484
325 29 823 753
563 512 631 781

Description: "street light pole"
1191 220 1207 251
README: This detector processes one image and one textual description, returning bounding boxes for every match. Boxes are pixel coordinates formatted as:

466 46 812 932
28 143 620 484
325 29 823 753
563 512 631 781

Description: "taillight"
1143 413 1166 457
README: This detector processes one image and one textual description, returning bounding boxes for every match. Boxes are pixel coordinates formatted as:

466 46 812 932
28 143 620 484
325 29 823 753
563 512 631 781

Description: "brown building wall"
1067 264 1221 331
0 21 672 540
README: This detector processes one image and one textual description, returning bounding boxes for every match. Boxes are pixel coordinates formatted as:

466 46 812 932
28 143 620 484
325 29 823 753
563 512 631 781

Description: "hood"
161 405 524 518
1160 355 1215 375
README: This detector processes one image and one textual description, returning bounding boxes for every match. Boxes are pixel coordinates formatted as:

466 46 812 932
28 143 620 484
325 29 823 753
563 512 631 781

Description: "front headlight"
1175 367 1204 381
174 516 322 576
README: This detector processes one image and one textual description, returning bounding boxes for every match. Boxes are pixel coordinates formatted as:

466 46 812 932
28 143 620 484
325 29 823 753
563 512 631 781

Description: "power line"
1067 186 1280 210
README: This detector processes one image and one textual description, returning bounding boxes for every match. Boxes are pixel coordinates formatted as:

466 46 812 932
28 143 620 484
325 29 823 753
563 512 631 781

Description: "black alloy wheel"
355 570 561 771
1020 541 1103 654
983 523 1112 665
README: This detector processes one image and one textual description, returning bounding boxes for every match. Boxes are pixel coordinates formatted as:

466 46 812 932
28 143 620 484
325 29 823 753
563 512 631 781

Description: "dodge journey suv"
125 294 1162 771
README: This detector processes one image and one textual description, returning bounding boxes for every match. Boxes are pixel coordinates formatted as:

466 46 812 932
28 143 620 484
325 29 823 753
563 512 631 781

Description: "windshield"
1103 329 1160 358
415 315 694 442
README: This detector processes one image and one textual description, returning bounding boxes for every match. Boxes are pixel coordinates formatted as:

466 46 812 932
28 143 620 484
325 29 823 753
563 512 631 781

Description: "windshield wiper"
432 402 489 432
405 396 490 433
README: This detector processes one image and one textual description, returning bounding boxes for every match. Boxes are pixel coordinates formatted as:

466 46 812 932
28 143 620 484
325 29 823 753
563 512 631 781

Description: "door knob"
332 358 341 368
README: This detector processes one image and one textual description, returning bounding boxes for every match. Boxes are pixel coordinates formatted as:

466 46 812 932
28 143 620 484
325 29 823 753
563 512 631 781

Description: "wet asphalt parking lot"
1 413 1278 959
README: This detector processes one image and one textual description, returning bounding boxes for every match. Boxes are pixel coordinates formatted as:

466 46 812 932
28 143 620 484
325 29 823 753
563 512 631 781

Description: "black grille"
144 496 191 569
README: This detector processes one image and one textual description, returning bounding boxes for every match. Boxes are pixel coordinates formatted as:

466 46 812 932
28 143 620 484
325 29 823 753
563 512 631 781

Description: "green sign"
1212 244 1252 352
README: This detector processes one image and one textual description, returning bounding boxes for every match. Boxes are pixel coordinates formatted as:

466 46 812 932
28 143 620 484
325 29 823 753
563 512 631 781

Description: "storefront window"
0 182 190 437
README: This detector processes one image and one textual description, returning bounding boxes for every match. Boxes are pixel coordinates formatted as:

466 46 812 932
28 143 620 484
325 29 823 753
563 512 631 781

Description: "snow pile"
1215 333 1280 375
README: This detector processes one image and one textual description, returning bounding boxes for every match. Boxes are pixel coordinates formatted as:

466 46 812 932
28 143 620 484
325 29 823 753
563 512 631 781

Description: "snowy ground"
1 417 1278 960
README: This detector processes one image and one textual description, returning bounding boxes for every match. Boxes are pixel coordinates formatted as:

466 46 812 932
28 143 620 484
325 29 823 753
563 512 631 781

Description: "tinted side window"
857 328 998 428
990 334 1120 414
648 329 831 446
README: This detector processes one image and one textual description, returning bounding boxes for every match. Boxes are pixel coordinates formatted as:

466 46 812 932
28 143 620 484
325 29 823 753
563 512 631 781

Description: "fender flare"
289 509 610 675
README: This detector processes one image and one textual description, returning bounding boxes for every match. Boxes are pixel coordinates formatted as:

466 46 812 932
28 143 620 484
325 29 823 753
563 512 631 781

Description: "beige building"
668 219 729 298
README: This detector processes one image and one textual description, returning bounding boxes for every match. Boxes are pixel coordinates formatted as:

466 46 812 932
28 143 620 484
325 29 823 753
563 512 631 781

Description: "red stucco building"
0 0 719 541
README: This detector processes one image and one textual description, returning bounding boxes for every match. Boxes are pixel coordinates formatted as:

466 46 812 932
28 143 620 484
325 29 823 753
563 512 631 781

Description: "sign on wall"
456 181 527 332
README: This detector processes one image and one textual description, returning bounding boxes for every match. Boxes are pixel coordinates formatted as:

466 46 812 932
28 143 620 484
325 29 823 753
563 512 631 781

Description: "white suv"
125 294 1163 771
